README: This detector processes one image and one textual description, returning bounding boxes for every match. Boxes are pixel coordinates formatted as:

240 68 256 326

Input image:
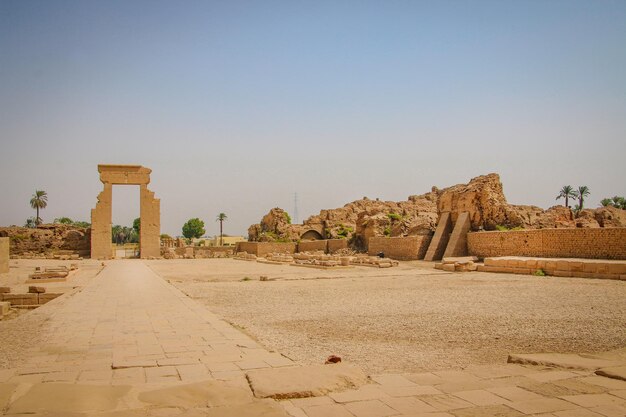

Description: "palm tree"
29 190 48 225
600 198 613 207
613 196 626 209
572 186 590 210
556 185 575 208
216 213 228 246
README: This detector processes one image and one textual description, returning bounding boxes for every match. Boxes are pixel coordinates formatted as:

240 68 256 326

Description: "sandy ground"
148 259 626 374
0 259 104 368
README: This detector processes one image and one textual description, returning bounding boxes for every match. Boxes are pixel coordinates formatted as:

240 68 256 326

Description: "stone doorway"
91 165 160 259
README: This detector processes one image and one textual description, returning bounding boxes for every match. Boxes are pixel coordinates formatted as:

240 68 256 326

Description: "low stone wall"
1 292 62 306
298 240 328 253
192 246 234 258
479 257 626 280
367 236 432 260
468 228 626 260
327 239 349 253
236 242 297 256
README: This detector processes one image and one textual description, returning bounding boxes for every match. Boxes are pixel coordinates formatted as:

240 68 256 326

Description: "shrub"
387 213 402 221
533 269 546 277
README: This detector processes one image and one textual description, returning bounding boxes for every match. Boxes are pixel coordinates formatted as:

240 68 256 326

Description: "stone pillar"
90 183 113 259
0 237 9 274
139 185 161 258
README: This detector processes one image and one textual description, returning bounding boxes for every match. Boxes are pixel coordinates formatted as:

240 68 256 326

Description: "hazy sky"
1 1 625 237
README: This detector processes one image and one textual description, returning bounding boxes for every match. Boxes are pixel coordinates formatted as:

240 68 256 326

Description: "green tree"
600 196 626 209
182 218 205 239
600 198 613 207
24 217 37 228
54 217 73 224
572 186 590 210
133 218 140 235
30 190 48 225
216 213 228 246
556 185 576 208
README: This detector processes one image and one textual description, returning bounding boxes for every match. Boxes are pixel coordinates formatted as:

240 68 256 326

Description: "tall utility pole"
293 192 299 224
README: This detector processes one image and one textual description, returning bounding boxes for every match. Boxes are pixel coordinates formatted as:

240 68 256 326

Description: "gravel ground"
149 259 626 374
0 259 104 368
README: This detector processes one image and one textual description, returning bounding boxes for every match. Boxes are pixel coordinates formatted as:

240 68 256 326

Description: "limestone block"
608 263 626 275
484 257 499 266
583 263 598 273
0 287 10 294
28 286 46 294
2 293 38 305
553 270 572 277
556 260 571 272
0 301 10 316
569 261 584 272
442 264 456 272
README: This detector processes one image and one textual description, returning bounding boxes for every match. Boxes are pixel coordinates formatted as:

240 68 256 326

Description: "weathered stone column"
90 183 113 259
139 184 160 258
0 237 9 274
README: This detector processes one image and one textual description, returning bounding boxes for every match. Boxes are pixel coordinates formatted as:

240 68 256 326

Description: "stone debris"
262 253 294 263
434 256 479 272
234 251 257 261
29 265 71 280
28 286 46 294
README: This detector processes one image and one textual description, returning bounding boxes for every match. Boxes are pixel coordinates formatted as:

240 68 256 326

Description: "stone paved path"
0 260 625 416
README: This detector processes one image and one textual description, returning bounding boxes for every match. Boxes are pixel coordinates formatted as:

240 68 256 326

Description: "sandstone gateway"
90 165 160 259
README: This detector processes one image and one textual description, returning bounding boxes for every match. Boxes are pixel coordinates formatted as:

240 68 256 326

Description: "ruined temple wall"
236 242 297 256
327 239 349 253
367 236 432 260
298 240 328 253
468 228 626 260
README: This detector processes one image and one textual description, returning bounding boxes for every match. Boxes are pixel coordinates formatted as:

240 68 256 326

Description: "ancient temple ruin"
90 165 160 259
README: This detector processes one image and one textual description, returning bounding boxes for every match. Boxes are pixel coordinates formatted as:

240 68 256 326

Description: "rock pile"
247 173 626 246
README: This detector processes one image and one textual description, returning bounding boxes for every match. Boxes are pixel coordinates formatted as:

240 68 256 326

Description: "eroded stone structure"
0 237 8 274
91 165 160 259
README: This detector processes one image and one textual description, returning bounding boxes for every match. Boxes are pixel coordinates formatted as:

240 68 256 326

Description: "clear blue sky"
1 0 625 236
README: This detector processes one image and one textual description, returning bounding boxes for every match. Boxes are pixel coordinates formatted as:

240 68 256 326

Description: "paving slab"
6 383 131 414
246 363 368 399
